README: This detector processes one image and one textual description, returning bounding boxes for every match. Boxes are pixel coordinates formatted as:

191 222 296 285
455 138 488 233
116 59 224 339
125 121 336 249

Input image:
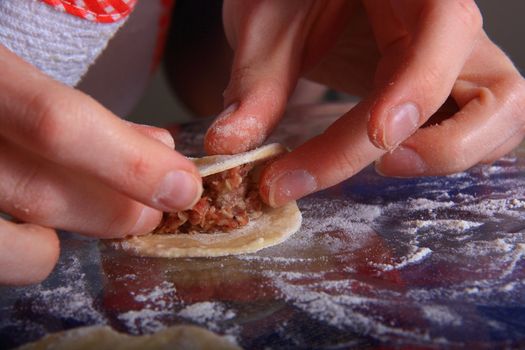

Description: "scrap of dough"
111 201 302 258
17 325 241 350
190 143 286 177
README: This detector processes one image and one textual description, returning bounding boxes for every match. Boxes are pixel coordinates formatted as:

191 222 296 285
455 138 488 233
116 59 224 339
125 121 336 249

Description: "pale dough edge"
110 201 302 258
191 143 285 177
17 325 241 350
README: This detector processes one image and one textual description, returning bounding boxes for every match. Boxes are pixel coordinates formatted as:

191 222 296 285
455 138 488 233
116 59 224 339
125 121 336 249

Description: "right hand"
0 45 202 286
206 0 525 208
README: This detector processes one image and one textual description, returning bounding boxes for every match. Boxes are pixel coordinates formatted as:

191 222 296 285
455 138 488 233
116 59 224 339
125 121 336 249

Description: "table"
1 104 524 349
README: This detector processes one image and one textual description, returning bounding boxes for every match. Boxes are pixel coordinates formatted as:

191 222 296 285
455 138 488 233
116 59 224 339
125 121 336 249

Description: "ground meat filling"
154 163 264 234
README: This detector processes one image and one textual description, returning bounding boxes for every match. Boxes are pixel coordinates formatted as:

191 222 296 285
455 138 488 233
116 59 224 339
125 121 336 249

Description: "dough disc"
111 201 301 258
17 325 241 350
109 143 302 258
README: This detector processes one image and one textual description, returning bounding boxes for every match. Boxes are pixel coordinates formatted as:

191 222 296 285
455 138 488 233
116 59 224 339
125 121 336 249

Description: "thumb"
205 0 311 155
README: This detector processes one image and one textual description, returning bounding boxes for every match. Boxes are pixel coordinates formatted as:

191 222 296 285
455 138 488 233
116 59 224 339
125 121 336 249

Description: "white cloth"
0 0 125 86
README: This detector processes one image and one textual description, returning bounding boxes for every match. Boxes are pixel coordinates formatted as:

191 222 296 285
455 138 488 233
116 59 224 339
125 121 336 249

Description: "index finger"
260 98 385 207
0 45 202 212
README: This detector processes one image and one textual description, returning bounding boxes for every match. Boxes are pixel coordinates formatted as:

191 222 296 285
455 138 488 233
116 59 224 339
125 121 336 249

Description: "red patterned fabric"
40 0 137 23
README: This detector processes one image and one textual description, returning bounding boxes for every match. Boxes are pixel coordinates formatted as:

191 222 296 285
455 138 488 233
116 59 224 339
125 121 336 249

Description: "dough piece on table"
17 325 241 350
112 201 302 258
190 143 286 177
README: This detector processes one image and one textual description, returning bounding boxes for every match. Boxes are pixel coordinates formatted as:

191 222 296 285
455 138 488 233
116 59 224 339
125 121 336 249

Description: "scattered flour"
177 302 240 341
117 309 171 335
373 247 433 271
421 305 462 326
178 302 236 327
115 281 178 334
3 119 525 348
208 114 265 152
133 281 177 310
407 219 483 234
21 256 106 325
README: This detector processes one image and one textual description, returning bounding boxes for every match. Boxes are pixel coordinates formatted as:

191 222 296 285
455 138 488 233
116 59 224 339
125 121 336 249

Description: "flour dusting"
2 117 525 349
178 302 236 330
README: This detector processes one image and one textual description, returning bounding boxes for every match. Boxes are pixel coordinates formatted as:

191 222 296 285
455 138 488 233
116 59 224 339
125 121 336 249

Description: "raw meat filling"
154 164 263 234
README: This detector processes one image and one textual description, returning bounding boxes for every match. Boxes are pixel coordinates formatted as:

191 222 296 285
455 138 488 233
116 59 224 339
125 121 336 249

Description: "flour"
239 156 525 346
373 247 433 271
20 255 106 325
113 279 178 335
178 302 236 326
238 198 383 263
132 281 177 310
207 114 265 152
111 278 240 338
421 305 462 326
2 118 525 349
407 219 483 233
117 309 171 335
177 302 239 341
0 248 107 347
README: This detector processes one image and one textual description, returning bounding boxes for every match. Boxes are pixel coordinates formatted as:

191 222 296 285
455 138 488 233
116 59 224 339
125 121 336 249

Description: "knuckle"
418 64 443 89
317 128 365 184
25 91 67 155
123 152 151 185
103 211 131 238
8 165 55 223
103 204 143 238
431 136 471 174
492 75 525 131
224 65 253 98
331 149 362 182
449 144 471 172
225 65 284 101
510 78 525 127
454 0 483 33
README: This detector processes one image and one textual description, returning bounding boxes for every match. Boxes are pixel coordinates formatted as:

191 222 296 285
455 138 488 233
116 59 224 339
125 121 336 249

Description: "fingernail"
383 102 420 149
205 102 239 153
216 102 238 121
124 121 175 149
153 171 202 211
268 169 317 207
154 131 175 149
129 206 160 236
375 146 426 177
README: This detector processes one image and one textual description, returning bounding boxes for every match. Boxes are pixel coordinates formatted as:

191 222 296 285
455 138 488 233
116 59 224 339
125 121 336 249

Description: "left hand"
205 0 525 207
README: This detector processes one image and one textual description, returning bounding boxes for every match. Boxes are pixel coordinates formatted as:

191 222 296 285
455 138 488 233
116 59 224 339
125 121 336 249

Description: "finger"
376 45 525 177
365 0 483 149
0 45 200 212
124 121 175 149
375 81 525 177
0 139 161 238
205 1 319 155
260 98 385 207
0 218 59 286
480 134 524 165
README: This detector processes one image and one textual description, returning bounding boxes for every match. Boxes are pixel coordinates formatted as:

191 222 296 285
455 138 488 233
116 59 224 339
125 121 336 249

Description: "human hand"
204 0 525 207
0 45 202 285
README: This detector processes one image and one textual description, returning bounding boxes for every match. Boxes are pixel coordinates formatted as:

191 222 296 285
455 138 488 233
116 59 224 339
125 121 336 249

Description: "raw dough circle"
109 143 301 258
17 325 241 350
110 201 302 258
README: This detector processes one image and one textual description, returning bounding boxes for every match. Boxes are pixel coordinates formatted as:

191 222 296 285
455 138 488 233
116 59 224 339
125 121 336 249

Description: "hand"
204 0 525 207
0 45 202 285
